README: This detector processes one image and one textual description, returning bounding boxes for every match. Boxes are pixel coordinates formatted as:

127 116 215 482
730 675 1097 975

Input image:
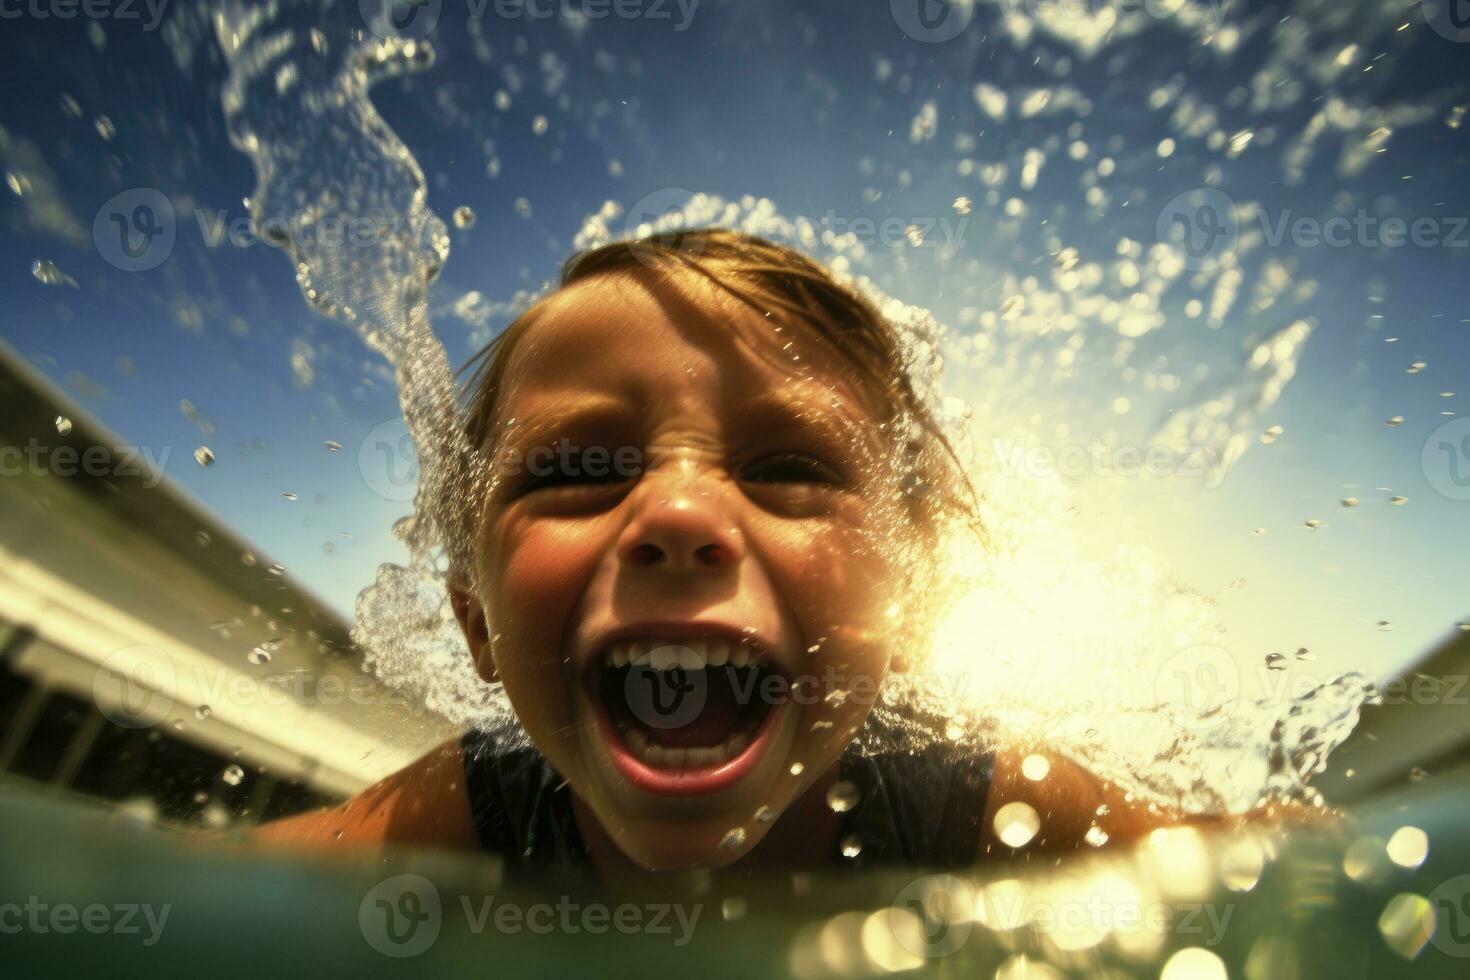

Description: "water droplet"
1386 825 1429 868
194 446 215 467
453 205 476 229
240 551 257 567
246 646 272 666
1295 647 1314 662
1377 620 1393 631
267 563 286 576
1342 496 1359 507
194 705 212 720
1251 527 1266 536
1385 416 1405 427
839 834 863 858
6 169 31 196
1265 652 1288 670
721 897 747 921
195 531 212 547
1021 754 1051 781
789 762 805 776
1095 804 1110 816
531 115 549 136
953 195 972 215
826 780 860 813
754 805 777 824
1084 825 1109 847
994 801 1040 848
324 440 342 453
31 258 76 287
193 791 209 804
221 764 245 786
1388 495 1408 506
1377 893 1434 960
719 827 747 850
281 491 298 501
1408 766 1428 783
54 415 72 435
1160 947 1227 980
94 114 115 141
1406 361 1427 374
1261 424 1285 444
1304 518 1323 529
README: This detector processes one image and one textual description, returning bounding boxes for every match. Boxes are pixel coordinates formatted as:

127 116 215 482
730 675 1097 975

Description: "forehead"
496 269 884 419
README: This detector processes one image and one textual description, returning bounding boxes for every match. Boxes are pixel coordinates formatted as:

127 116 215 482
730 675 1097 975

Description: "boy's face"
456 270 905 869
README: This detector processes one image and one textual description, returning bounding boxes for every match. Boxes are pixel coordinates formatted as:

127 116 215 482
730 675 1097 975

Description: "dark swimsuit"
460 727 993 870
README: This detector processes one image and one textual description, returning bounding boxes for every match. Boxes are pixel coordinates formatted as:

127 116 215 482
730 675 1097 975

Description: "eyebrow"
737 388 885 455
486 395 636 455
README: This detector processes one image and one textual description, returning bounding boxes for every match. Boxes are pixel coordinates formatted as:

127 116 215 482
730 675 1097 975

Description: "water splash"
196 2 1384 815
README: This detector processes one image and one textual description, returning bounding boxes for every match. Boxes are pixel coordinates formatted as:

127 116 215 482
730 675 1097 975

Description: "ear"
449 584 499 685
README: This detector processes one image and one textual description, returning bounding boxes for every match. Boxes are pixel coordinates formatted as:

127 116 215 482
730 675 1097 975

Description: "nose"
617 475 744 575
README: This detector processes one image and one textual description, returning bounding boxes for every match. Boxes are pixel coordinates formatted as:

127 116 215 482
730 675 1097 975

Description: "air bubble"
826 780 860 813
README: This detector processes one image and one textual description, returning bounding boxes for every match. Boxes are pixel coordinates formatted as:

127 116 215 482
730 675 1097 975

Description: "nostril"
628 543 663 566
694 544 727 567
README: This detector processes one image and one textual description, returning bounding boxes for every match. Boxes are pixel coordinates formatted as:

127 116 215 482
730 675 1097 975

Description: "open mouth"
585 636 790 796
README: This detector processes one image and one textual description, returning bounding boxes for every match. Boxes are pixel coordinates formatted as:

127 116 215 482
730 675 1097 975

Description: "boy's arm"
252 737 479 851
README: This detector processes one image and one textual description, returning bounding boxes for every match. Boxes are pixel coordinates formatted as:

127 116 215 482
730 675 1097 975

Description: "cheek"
481 516 608 735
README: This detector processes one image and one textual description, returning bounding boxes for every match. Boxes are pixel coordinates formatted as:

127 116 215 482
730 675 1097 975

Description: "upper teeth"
603 637 753 670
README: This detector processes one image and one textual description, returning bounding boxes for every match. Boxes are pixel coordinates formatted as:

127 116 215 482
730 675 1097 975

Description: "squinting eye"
741 452 844 485
515 454 639 496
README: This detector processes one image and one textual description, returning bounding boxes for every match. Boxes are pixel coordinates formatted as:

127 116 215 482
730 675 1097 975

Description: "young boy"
258 230 1265 872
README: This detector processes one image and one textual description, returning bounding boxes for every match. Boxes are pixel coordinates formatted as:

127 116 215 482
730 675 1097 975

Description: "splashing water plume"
197 0 1383 816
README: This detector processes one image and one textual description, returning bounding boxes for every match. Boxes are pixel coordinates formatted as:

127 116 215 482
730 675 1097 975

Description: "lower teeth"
624 727 754 769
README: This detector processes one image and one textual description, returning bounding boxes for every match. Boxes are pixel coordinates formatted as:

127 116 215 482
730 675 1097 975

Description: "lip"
578 620 795 797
